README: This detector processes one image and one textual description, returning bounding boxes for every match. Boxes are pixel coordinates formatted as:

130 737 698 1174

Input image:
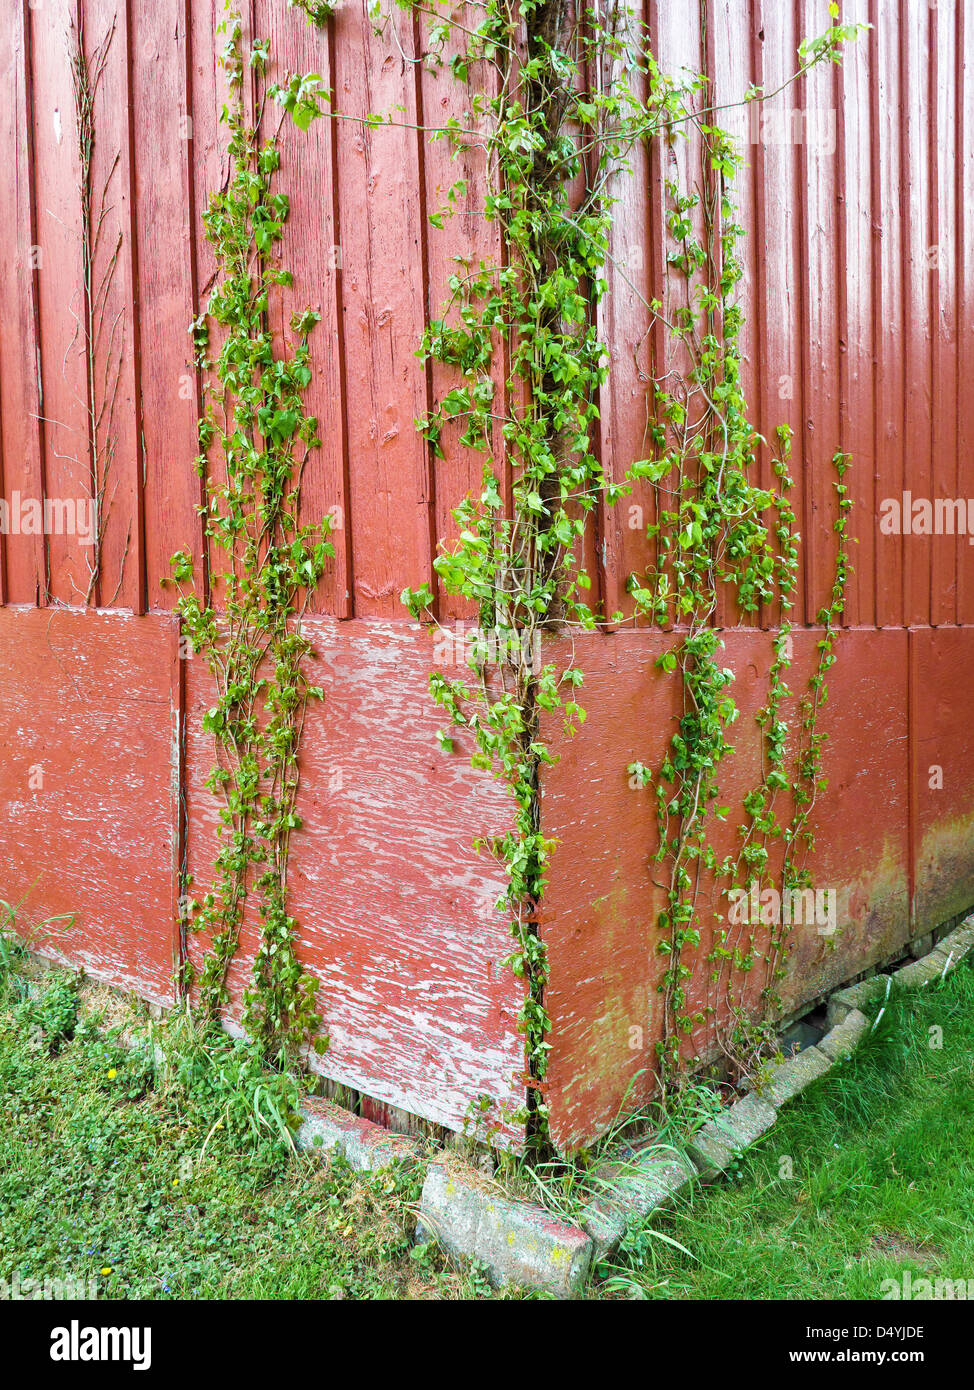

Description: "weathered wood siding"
0 0 972 1148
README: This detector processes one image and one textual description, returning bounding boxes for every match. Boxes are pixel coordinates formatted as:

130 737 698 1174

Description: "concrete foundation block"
817 1007 871 1062
418 1161 593 1298
580 1203 627 1265
295 1096 422 1172
753 1044 833 1108
579 1145 696 1262
687 1093 777 1180
894 949 953 990
826 975 891 1028
935 915 974 961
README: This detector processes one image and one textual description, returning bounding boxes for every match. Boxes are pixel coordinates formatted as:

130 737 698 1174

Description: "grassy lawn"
1 949 972 1301
0 971 500 1301
596 955 974 1299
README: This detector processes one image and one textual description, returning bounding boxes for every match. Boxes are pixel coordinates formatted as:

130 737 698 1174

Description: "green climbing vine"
173 0 862 1139
619 97 857 1076
386 0 862 1123
287 0 335 26
169 12 333 1064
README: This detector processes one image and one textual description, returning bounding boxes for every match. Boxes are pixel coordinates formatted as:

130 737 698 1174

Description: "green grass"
0 970 506 1301
2 947 973 1301
595 955 974 1299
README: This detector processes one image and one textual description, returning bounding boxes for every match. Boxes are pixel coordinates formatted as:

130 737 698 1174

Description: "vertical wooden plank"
567 33 602 615
747 0 776 630
753 0 807 624
84 0 141 610
30 0 91 605
873 0 905 629
133 0 206 610
957 0 974 625
708 0 759 631
187 0 230 611
595 0 655 625
796 0 842 627
639 0 667 625
419 7 506 624
901 0 933 627
258 1 353 618
654 0 706 633
837 0 874 629
188 0 225 332
0 1 46 606
334 0 435 619
930 0 958 628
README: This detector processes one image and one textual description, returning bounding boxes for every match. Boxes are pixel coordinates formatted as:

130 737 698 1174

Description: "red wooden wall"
1 0 972 1150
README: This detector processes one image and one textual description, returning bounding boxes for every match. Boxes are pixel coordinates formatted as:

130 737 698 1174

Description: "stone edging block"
753 1042 833 1108
295 1095 422 1172
687 1092 777 1179
579 1145 696 1263
826 974 891 1027
418 1161 593 1298
894 915 974 990
817 1007 871 1061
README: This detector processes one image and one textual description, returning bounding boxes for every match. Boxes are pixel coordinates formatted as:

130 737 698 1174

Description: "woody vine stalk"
170 13 334 1064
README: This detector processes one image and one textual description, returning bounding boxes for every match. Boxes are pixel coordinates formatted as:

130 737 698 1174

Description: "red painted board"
596 2 655 624
0 2 46 607
930 0 959 628
651 0 710 631
796 0 842 627
912 626 974 931
752 2 808 624
186 0 232 612
258 0 352 618
184 617 527 1143
0 606 178 1006
86 0 141 611
29 0 91 605
133 0 205 609
706 0 757 632
418 7 505 624
538 625 910 1153
872 0 906 627
333 1 435 617
837 0 876 629
900 1 934 628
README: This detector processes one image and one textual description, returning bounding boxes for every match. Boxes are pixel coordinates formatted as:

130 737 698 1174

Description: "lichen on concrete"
687 1093 777 1179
